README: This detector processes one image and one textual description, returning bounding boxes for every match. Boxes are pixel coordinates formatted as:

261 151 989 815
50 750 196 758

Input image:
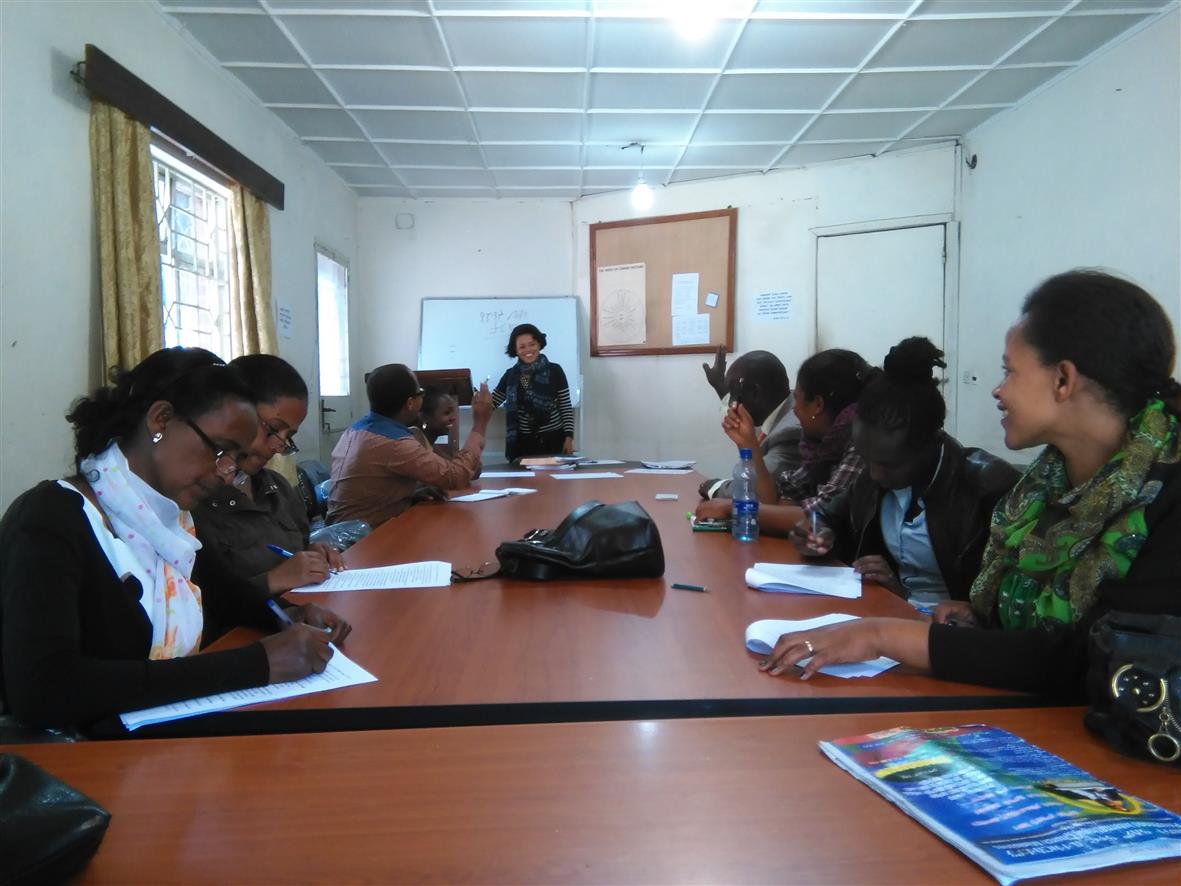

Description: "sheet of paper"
754 290 792 322
479 471 536 478
670 272 700 316
745 563 862 599
641 460 696 470
291 561 451 593
120 646 378 731
577 458 626 466
596 262 647 346
550 472 623 480
745 614 899 678
626 468 694 475
450 487 537 502
704 291 720 308
671 313 710 346
276 303 294 340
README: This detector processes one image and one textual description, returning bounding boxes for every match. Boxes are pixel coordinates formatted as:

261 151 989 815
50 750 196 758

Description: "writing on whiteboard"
479 308 529 339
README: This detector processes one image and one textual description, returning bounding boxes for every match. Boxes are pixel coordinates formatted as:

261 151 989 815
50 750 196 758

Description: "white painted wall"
957 10 1181 457
0 0 356 511
354 199 574 456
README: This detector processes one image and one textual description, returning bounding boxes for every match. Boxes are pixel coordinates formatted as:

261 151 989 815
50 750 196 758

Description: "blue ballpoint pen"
266 543 295 559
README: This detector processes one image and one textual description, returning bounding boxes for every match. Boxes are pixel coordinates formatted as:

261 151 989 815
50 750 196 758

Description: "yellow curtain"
228 183 277 358
90 101 162 374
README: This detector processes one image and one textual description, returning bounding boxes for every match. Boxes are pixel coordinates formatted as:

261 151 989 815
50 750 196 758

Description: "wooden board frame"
590 208 736 357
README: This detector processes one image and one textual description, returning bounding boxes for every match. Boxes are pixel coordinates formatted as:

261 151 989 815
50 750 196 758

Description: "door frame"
810 213 961 437
313 242 353 464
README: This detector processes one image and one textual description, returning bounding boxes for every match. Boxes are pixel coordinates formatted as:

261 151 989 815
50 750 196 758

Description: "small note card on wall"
754 291 792 323
277 303 295 340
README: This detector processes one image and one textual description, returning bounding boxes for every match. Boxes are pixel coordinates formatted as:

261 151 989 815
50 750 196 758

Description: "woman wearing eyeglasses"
193 355 344 614
0 347 350 734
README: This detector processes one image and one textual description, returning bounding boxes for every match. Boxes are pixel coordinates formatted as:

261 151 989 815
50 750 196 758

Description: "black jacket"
819 433 1020 601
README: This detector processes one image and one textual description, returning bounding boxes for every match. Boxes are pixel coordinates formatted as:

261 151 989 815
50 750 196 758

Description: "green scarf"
969 399 1180 630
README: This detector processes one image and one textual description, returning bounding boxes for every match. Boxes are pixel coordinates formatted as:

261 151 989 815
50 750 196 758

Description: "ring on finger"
803 639 815 656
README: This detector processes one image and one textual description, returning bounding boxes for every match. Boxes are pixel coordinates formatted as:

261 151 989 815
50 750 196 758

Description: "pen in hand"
265 597 332 634
267 543 339 575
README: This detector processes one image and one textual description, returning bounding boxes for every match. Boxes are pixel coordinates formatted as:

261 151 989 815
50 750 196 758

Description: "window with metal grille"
151 143 233 359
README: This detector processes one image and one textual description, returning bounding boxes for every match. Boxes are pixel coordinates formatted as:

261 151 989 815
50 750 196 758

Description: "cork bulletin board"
589 208 736 357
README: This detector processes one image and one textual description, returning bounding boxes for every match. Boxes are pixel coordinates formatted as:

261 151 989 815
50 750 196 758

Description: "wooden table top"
7 707 1177 884
186 470 1027 737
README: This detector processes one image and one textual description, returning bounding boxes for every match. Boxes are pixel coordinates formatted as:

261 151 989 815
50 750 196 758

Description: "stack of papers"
291 561 451 593
627 468 694 475
745 613 899 678
550 472 622 480
641 460 696 469
120 645 378 730
451 487 537 502
479 471 536 478
745 563 862 599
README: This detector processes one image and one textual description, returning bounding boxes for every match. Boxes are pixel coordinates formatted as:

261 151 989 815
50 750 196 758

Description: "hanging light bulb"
629 143 653 211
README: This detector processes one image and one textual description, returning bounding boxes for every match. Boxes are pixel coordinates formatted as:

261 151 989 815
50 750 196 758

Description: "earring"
151 431 163 444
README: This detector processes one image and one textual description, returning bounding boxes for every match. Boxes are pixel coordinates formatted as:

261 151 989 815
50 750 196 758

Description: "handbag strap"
451 562 501 583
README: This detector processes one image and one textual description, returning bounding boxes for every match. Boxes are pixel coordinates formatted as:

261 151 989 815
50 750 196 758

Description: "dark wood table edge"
122 690 1058 740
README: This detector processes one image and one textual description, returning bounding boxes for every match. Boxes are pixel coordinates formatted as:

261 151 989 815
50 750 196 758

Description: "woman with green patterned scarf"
753 270 1181 699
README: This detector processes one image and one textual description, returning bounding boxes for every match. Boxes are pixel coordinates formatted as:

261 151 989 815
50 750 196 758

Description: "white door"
315 246 353 463
816 224 947 367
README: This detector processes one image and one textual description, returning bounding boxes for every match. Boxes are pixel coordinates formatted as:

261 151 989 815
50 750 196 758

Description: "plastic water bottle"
731 448 759 542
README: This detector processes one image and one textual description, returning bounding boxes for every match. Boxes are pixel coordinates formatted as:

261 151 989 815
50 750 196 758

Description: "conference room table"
161 465 1036 738
7 706 1178 884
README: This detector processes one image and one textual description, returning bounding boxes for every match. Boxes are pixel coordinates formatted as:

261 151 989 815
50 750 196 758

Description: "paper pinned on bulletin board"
670 272 700 316
672 313 710 346
596 262 648 346
276 303 294 340
754 291 792 323
704 291 720 308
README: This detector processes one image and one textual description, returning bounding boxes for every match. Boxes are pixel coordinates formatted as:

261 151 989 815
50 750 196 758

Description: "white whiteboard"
418 296 581 407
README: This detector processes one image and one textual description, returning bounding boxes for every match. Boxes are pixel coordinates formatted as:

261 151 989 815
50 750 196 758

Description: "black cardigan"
0 481 272 732
928 457 1181 700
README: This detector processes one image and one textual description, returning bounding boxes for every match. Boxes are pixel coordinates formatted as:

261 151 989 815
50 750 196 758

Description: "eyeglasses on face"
181 417 239 477
263 421 299 456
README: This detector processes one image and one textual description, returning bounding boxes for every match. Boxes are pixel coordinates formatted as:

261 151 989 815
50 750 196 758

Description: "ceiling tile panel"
321 70 464 106
493 169 582 187
805 110 927 140
583 144 684 166
278 14 448 66
589 73 716 110
460 72 585 108
411 188 498 198
495 189 581 199
441 18 588 67
397 168 497 187
159 0 261 7
169 13 303 63
472 112 583 141
1071 0 1168 10
776 142 887 166
303 140 386 165
830 70 979 110
271 107 368 138
916 0 1068 12
333 166 404 186
592 18 742 69
482 145 582 166
1005 14 1150 64
907 106 1006 138
354 109 477 140
694 112 811 142
755 1 912 11
952 66 1069 106
679 144 786 167
352 185 415 198
436 0 588 10
668 167 761 184
730 19 895 69
710 73 847 110
230 67 336 105
271 1 428 10
871 18 1051 67
377 143 486 166
583 168 651 187
586 113 698 143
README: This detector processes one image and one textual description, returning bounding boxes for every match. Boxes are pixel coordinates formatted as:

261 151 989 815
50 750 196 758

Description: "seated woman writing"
758 271 1181 699
696 348 870 533
0 347 351 734
192 355 345 613
795 337 1019 609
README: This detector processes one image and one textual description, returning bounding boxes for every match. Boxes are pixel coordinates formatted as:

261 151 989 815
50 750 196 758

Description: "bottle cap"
738 448 752 459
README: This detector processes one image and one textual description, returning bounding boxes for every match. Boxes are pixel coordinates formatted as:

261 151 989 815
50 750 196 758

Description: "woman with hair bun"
0 347 350 734
759 271 1181 699
793 337 1019 609
696 348 871 534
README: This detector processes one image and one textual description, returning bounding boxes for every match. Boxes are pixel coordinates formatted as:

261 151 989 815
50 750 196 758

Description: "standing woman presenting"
493 323 575 462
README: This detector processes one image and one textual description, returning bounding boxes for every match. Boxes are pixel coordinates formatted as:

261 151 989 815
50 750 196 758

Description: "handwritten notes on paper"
597 262 647 346
754 291 792 322
291 561 452 593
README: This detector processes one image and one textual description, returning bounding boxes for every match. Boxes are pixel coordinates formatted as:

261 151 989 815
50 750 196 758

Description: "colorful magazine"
819 724 1181 885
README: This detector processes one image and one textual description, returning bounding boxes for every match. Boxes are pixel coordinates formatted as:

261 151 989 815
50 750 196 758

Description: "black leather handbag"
0 753 111 885
494 500 665 581
1084 611 1181 766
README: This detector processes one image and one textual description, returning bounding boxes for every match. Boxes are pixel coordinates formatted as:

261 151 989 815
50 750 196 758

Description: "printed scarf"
970 399 1180 629
81 444 204 658
503 353 556 445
